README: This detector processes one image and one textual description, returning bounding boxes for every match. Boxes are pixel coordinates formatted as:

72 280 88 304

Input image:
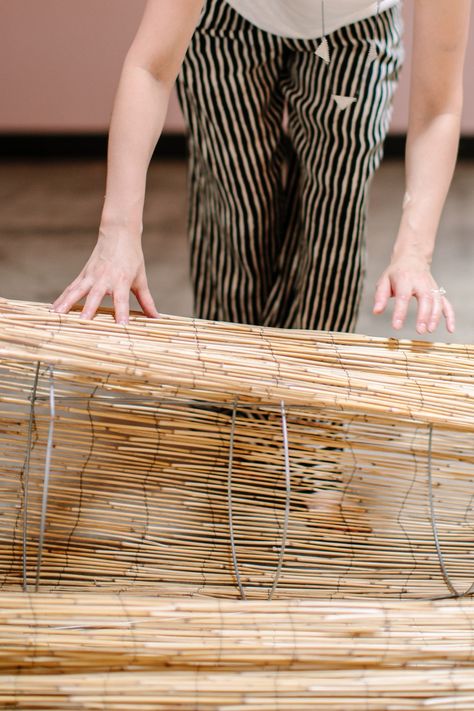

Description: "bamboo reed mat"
1 591 474 710
1 297 474 599
0 297 473 428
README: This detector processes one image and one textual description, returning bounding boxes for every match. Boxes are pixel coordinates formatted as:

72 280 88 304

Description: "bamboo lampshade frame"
0 297 473 600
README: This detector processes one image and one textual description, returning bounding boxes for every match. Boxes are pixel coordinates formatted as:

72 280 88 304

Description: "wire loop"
227 401 246 599
268 400 292 600
22 361 41 592
427 423 474 599
34 364 56 592
227 401 292 600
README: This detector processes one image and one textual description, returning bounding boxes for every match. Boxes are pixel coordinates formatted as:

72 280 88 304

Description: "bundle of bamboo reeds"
2 592 474 672
1 592 474 709
0 297 473 599
5 668 474 710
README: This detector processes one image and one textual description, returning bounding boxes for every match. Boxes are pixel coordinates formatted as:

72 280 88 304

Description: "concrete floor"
0 158 472 343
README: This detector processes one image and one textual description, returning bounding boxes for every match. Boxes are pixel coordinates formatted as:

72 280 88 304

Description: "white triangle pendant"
315 37 330 64
367 42 378 62
333 95 357 110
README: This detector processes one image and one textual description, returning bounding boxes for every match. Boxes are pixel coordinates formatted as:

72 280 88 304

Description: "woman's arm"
53 0 204 324
373 0 471 335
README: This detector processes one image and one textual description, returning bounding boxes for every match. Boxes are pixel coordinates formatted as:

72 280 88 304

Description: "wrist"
390 242 433 266
393 194 439 265
99 212 143 238
391 221 435 265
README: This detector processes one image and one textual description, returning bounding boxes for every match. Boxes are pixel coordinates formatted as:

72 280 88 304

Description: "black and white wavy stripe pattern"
176 0 404 332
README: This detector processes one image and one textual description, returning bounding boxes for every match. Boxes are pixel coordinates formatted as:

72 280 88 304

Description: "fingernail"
418 323 426 334
394 320 402 329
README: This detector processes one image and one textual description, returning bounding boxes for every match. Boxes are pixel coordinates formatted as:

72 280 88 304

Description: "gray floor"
0 159 472 344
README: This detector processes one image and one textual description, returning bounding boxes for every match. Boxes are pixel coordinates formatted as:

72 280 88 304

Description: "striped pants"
176 0 404 332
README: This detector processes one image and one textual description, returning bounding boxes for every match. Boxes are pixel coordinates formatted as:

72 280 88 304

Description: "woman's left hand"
373 253 455 335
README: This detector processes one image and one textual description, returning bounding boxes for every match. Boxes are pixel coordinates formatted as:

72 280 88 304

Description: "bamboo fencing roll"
5 668 474 710
1 298 473 599
2 592 474 673
1 592 474 709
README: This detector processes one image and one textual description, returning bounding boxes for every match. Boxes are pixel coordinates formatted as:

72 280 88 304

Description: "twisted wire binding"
20 395 320 410
34 364 56 592
427 423 474 599
22 361 41 592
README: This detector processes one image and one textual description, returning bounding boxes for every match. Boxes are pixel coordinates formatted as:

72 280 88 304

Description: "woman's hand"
51 228 159 325
380 1 469 338
373 252 455 335
50 0 205 327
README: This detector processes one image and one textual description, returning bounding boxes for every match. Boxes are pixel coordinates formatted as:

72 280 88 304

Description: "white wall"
0 0 473 134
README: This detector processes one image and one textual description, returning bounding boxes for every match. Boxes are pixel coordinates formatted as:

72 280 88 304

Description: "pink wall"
0 0 473 134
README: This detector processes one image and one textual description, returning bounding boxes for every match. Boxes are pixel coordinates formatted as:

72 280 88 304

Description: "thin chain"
321 0 326 37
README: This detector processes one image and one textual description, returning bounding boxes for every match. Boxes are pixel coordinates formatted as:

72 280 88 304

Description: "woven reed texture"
2 592 474 709
1 297 474 428
1 297 474 599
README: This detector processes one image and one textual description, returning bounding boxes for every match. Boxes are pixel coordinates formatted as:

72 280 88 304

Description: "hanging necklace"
315 0 330 64
315 0 382 110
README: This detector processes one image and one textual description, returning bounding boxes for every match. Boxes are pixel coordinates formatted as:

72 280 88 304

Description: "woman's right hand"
51 227 159 325
50 0 206 326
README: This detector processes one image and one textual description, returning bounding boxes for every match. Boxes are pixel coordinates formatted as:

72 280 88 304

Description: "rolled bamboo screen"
0 591 473 710
1 297 474 600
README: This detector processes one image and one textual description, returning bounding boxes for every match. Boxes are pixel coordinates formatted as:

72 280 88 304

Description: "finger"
414 291 434 335
79 286 107 321
53 280 91 314
133 284 160 319
113 287 130 325
441 297 456 334
391 289 412 330
52 275 85 310
428 293 443 333
373 275 391 314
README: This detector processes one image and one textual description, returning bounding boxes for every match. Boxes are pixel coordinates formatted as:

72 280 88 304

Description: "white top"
224 0 400 39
